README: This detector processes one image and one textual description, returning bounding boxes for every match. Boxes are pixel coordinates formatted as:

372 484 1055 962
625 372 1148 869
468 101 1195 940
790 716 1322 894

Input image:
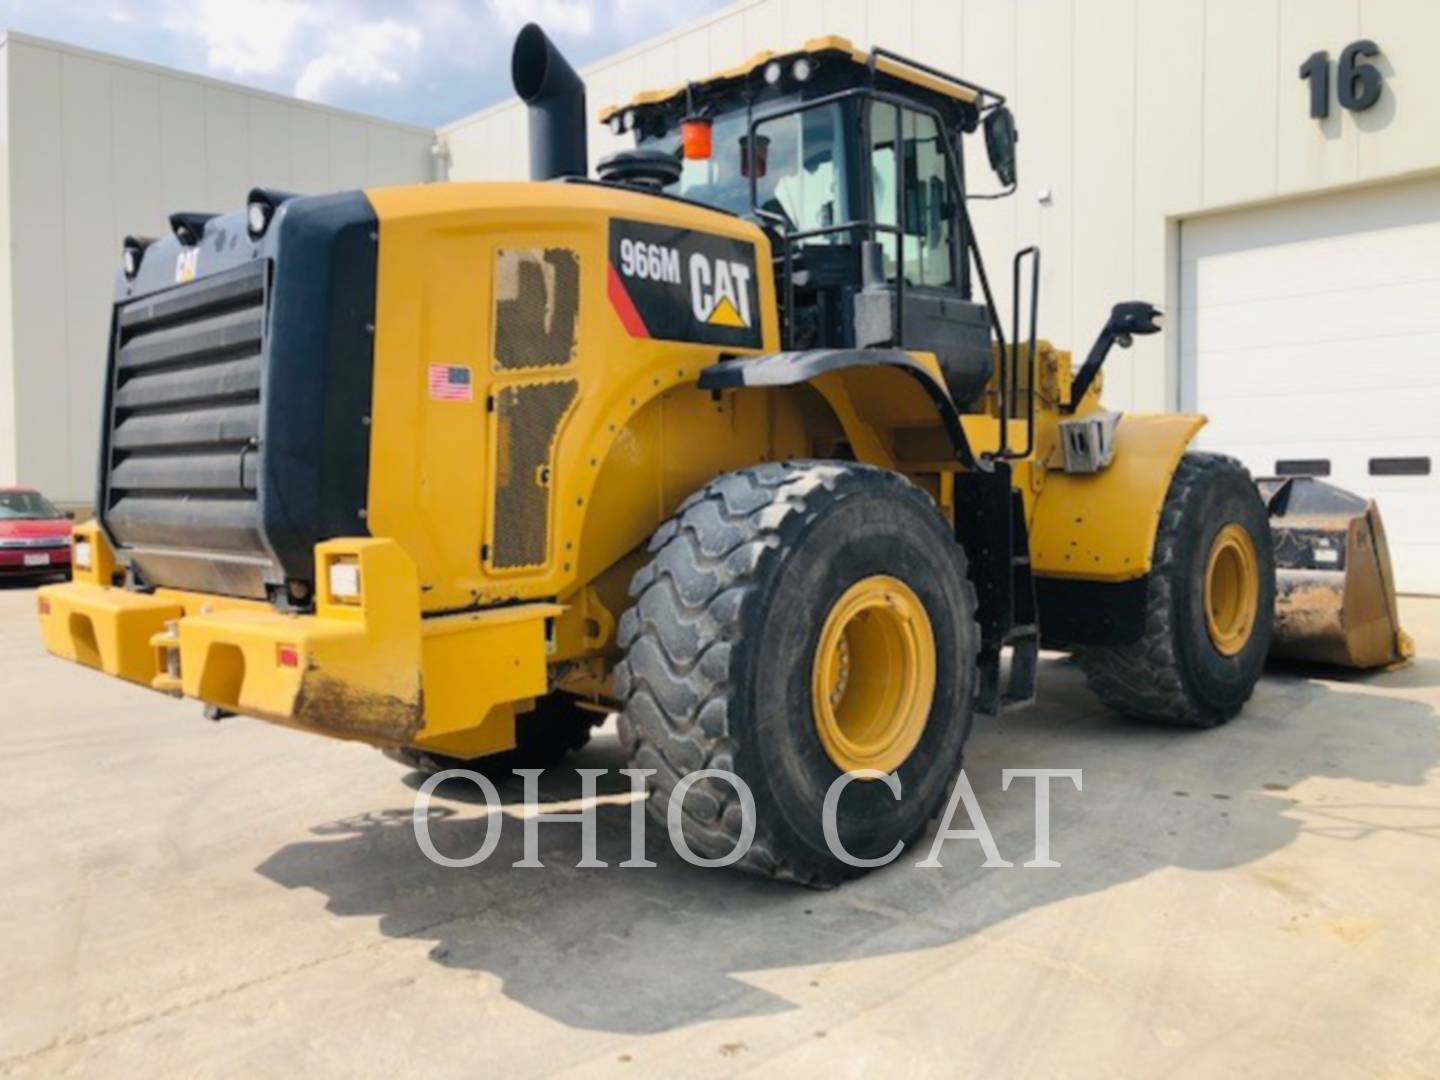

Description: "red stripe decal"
607 263 650 339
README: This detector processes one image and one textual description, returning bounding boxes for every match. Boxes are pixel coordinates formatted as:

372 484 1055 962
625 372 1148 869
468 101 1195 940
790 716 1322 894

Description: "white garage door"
1180 176 1440 596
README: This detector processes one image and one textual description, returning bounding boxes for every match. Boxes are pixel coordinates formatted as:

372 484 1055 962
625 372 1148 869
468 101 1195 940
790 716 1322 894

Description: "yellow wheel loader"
38 25 1408 884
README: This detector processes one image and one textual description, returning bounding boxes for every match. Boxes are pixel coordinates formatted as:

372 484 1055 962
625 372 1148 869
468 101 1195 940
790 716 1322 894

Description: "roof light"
792 56 815 82
608 113 624 135
681 116 712 161
763 60 783 85
623 110 637 133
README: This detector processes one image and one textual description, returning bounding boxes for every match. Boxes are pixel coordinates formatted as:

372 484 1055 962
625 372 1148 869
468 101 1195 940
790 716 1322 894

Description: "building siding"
0 33 437 502
440 0 1440 415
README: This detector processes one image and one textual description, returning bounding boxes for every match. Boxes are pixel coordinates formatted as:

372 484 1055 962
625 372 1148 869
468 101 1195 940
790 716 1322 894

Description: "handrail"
1002 246 1040 460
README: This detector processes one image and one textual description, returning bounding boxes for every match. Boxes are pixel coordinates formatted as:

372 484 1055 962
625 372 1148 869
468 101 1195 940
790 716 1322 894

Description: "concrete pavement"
1 580 1437 1077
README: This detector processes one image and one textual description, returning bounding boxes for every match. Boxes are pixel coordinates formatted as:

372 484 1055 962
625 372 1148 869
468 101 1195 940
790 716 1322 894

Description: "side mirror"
1064 300 1163 413
1106 301 1163 347
983 107 1018 187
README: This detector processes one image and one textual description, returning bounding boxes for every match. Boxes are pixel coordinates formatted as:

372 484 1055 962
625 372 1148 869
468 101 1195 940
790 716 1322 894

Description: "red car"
0 488 72 580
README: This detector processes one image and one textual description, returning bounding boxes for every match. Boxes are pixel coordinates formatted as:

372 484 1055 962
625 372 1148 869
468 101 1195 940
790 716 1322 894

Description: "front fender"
1031 412 1206 582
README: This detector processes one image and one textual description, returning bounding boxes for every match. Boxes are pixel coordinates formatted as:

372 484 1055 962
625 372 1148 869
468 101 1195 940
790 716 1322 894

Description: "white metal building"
0 31 437 506
441 0 1440 594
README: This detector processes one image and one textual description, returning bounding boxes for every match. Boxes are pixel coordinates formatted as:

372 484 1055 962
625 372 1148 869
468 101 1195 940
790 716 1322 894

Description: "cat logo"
175 247 200 285
607 218 761 348
690 253 753 329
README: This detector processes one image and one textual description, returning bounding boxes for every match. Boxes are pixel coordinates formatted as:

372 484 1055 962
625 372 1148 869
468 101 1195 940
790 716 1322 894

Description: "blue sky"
0 0 732 127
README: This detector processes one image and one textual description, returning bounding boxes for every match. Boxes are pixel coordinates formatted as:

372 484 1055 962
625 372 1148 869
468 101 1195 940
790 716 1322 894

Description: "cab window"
750 104 851 238
869 103 957 289
669 110 752 216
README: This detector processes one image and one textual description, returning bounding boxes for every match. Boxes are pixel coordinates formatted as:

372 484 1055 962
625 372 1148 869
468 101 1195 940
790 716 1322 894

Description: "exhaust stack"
511 23 588 181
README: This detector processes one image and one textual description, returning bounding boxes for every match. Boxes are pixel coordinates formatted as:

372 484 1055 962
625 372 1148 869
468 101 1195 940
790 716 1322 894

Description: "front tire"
1077 452 1275 728
615 461 979 887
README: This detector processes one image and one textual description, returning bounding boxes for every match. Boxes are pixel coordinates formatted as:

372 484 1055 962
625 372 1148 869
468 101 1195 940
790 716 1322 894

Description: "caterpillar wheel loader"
37 24 1408 885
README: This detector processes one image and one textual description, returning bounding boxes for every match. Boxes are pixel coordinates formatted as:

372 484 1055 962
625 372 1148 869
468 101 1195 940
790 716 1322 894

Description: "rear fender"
699 349 979 469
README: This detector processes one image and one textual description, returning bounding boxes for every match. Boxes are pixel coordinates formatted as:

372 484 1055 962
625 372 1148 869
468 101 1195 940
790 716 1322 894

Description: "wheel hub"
1204 522 1260 657
811 575 936 775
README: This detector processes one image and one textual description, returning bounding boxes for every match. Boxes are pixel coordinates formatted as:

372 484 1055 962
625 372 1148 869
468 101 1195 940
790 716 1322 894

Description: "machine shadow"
0 577 63 592
255 657 1439 1035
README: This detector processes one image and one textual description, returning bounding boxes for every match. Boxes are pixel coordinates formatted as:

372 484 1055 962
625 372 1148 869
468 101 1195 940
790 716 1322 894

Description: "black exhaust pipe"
511 23 588 181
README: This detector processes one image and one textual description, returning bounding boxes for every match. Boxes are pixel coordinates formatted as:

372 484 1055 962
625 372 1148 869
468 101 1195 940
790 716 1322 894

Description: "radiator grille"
493 248 579 370
104 261 271 582
490 379 578 570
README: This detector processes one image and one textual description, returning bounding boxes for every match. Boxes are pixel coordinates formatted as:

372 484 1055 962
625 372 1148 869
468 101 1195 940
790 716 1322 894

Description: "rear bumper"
0 547 69 572
38 533 560 757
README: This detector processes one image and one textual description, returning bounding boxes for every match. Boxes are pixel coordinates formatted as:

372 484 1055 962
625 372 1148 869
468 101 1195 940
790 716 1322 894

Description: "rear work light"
328 560 362 602
73 540 93 571
121 236 153 279
247 201 272 237
245 188 298 240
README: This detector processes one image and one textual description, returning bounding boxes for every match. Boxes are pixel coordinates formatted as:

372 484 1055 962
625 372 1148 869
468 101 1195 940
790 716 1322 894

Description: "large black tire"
383 692 600 777
614 461 979 887
1077 452 1275 728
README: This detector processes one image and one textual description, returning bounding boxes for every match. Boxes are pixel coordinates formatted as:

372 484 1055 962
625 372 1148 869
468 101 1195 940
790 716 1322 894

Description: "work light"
247 200 272 238
121 235 151 279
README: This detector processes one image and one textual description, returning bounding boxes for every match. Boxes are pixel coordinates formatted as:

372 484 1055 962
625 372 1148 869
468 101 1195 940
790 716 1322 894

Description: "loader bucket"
1257 477 1414 670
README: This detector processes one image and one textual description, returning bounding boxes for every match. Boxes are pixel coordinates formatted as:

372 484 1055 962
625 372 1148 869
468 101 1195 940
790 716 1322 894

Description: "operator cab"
599 38 1020 409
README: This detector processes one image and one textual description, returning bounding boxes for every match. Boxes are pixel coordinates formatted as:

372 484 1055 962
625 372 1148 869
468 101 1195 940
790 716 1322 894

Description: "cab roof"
597 35 992 124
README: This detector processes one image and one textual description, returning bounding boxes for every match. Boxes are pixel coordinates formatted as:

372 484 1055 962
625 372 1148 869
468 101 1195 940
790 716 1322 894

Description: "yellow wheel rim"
1204 523 1260 657
811 575 936 775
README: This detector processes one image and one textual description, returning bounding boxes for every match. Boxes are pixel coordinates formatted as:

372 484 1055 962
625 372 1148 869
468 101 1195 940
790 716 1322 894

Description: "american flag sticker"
428 364 473 402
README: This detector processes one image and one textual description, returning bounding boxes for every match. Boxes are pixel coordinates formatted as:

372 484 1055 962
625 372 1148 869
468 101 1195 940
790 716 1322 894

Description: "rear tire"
384 692 600 777
615 461 979 887
1077 452 1275 728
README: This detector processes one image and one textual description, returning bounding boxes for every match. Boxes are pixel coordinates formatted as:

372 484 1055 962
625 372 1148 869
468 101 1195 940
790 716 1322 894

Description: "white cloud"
294 19 424 102
0 0 731 126
488 0 596 37
173 0 313 77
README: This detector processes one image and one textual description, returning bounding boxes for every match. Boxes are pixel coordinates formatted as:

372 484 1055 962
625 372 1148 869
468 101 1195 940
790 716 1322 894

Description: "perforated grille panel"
104 261 273 595
491 379 578 570
493 248 580 370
